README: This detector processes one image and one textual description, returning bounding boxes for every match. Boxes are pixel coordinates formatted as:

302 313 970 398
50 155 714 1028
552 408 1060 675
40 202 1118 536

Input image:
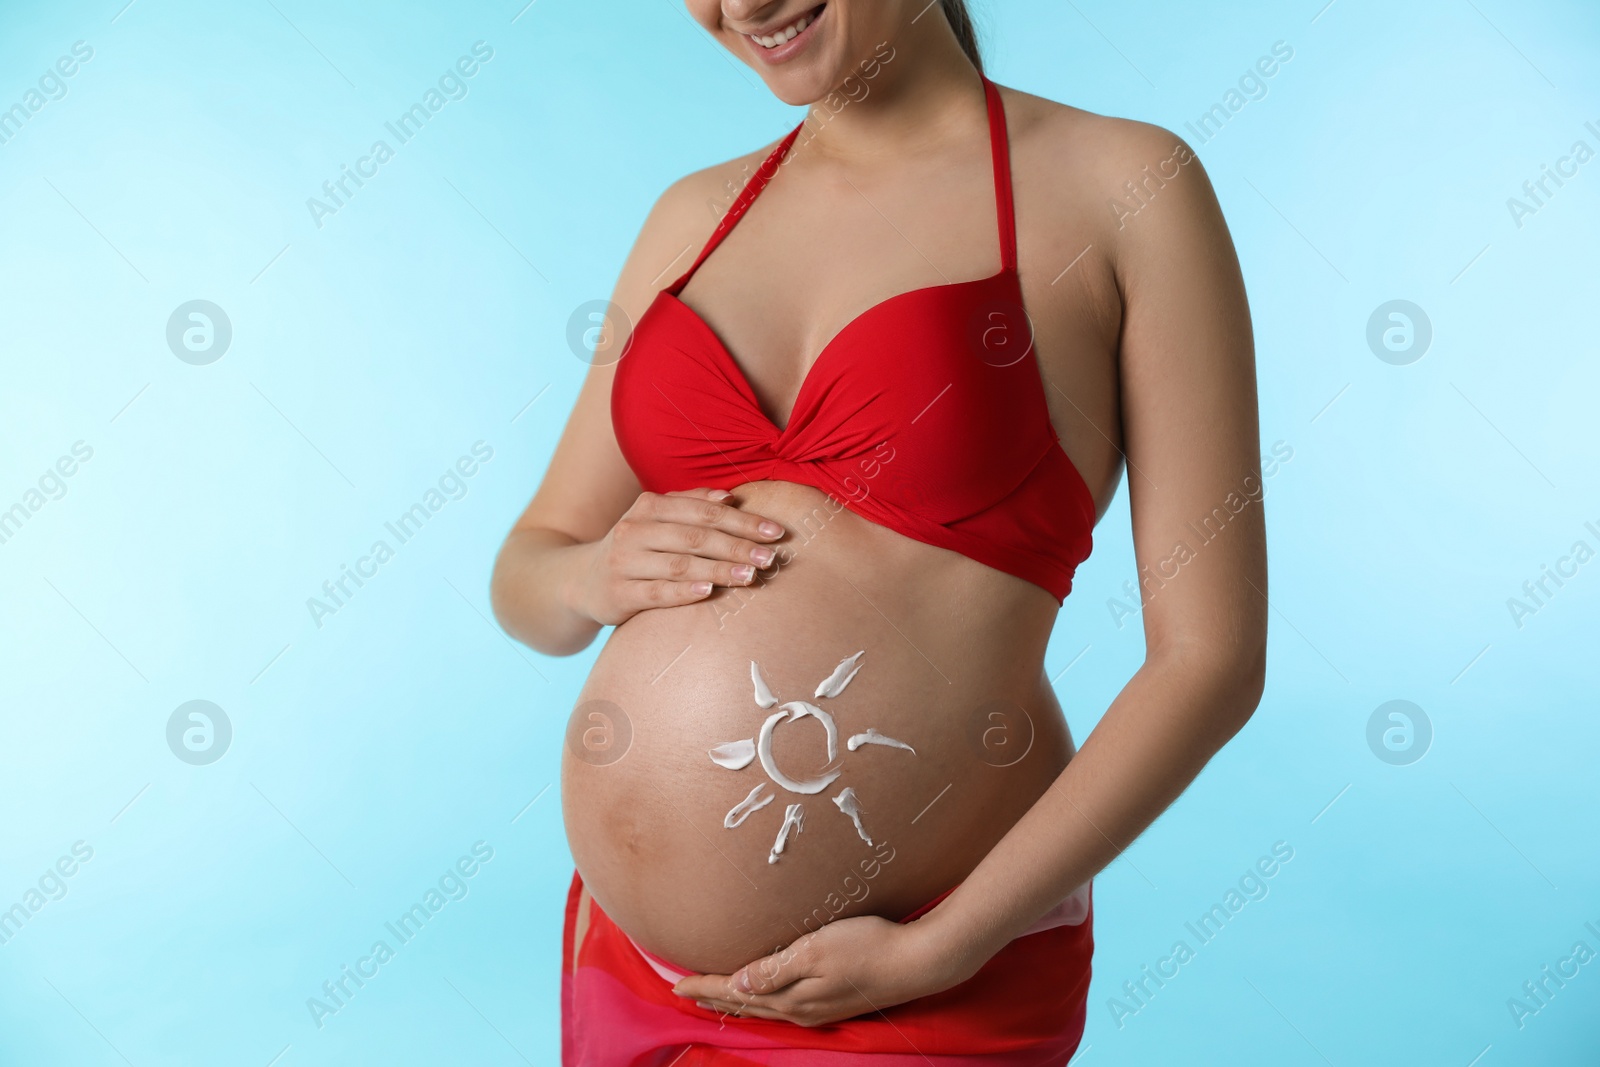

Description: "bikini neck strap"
667 73 1015 295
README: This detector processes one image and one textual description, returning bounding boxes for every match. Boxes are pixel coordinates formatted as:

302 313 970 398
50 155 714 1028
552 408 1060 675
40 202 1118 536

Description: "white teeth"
752 11 812 49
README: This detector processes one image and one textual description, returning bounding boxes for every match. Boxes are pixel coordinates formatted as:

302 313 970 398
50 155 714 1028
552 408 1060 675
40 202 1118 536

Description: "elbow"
1152 632 1267 737
1219 625 1268 734
487 540 523 620
1204 621 1267 732
1203 652 1265 745
1234 639 1267 726
487 542 519 633
488 540 598 659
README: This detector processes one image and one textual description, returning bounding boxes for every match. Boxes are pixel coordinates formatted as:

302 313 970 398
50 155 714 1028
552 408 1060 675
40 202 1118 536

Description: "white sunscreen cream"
721 653 917 861
814 650 865 699
831 786 873 845
751 661 778 708
768 803 805 864
757 708 843 795
725 783 774 828
779 700 839 765
846 728 916 754
708 738 757 770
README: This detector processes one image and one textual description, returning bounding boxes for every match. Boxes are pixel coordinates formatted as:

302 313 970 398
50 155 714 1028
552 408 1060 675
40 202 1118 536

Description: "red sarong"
561 870 1093 1065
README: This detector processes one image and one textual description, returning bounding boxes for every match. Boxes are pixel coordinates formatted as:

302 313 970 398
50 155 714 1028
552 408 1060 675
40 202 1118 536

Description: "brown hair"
941 0 983 73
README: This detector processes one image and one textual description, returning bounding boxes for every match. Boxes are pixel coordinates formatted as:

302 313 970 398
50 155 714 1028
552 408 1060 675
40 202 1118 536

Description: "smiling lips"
746 5 822 50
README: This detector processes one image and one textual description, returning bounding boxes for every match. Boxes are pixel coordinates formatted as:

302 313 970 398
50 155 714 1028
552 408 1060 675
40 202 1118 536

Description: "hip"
562 869 1095 1066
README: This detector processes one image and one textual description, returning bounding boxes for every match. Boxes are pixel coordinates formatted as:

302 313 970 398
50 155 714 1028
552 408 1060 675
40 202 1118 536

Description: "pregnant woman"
492 0 1266 1061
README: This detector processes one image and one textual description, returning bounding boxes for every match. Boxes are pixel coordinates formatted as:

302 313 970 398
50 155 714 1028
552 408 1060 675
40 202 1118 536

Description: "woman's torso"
564 82 1124 975
564 480 1073 973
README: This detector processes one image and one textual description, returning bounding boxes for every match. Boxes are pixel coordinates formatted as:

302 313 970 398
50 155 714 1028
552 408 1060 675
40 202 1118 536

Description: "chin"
714 2 863 108
762 70 839 108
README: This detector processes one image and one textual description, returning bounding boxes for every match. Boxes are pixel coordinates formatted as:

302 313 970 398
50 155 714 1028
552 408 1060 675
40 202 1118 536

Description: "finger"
661 486 735 504
674 972 788 1004
733 939 812 995
695 985 846 1027
631 547 761 589
692 996 792 1022
628 578 715 608
617 505 778 575
649 522 780 578
674 974 833 1022
647 492 788 548
672 935 819 1001
671 973 732 1001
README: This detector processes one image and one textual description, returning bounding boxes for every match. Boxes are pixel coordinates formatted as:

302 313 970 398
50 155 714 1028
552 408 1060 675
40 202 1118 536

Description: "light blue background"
2 0 1596 1063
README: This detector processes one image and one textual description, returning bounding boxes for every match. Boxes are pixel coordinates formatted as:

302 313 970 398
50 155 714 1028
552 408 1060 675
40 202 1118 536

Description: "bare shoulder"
1005 87 1193 177
623 136 788 299
998 85 1224 261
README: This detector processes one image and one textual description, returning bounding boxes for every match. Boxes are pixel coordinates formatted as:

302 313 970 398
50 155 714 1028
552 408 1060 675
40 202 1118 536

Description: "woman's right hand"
569 488 787 626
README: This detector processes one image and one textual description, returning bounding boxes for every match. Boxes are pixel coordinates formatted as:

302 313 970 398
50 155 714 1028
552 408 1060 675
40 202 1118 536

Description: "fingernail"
734 970 753 993
691 581 713 596
709 490 732 501
733 564 755 582
750 547 775 566
758 521 783 538
695 1000 712 1010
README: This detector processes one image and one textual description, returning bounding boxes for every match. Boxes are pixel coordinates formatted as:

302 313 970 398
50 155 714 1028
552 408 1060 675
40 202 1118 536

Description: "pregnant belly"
561 481 1072 975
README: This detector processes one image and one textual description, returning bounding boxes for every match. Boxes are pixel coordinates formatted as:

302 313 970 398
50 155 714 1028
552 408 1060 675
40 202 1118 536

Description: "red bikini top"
611 76 1095 603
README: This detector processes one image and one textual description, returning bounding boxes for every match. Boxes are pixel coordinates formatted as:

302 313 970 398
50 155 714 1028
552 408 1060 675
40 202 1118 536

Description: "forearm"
921 646 1264 973
489 526 604 657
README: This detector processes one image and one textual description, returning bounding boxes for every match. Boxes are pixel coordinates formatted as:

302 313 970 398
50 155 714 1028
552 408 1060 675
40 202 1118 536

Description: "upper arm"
1107 123 1267 671
504 162 743 544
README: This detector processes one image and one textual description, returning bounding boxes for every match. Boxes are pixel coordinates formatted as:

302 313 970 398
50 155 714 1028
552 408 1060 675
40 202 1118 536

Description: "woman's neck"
795 31 988 169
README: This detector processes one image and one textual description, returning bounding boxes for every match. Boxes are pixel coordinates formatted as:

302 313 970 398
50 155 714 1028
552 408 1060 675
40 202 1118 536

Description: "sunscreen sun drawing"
708 651 917 864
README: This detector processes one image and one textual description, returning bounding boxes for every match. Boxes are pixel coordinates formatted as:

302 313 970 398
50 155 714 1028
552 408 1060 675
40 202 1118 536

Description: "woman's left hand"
671 912 972 1026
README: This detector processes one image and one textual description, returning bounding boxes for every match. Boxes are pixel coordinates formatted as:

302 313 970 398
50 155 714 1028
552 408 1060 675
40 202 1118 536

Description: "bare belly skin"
561 480 1076 975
